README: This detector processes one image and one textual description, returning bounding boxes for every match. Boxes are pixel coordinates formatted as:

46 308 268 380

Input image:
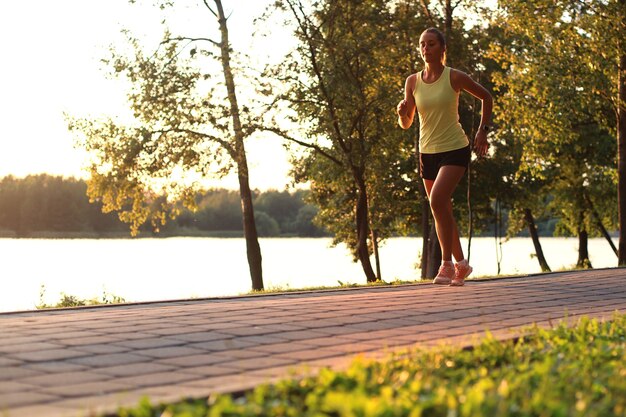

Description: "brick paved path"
1 268 625 417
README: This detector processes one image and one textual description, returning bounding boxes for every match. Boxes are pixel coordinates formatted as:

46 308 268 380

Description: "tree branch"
286 0 350 155
420 0 435 25
260 126 342 166
154 127 235 158
203 0 218 18
161 36 220 48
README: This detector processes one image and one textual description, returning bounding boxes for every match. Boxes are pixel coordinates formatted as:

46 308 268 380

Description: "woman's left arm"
451 69 493 157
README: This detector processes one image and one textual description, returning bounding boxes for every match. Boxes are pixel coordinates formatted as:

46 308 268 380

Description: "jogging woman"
397 27 493 286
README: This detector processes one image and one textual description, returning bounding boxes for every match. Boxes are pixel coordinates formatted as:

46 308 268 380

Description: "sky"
0 0 294 190
0 1 494 192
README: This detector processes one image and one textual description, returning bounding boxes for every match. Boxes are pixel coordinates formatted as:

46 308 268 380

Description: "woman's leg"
423 165 466 262
448 200 465 262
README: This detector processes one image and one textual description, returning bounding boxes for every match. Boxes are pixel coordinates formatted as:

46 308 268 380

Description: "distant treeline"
0 174 564 239
0 175 328 238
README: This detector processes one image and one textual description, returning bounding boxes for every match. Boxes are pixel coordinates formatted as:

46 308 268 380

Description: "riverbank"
1 236 619 313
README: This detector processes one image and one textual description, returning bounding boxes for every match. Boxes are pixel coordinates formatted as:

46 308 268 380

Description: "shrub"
115 313 626 417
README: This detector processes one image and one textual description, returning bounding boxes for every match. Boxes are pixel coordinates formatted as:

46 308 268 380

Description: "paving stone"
95 362 177 377
40 381 134 398
183 364 241 377
275 348 348 361
114 371 200 388
183 374 268 393
157 353 233 367
132 346 207 359
233 334 292 345
219 326 277 337
245 364 321 379
167 331 233 343
188 338 257 351
208 349 266 360
51 391 146 416
0 404 74 417
96 331 156 340
67 353 152 367
20 371 110 387
54 335 122 346
0 336 49 348
250 341 313 354
0 342 65 354
271 329 331 341
221 356 297 371
71 343 131 355
322 341 383 354
0 357 21 367
296 335 362 347
22 361 88 373
113 337 186 349
0 367 43 381
0 391 60 408
7 348 90 362
0 380 39 394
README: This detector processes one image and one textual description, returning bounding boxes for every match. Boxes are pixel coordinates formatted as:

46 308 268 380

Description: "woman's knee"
429 193 451 215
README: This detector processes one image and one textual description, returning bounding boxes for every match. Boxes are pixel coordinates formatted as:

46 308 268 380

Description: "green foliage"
0 175 327 238
114 314 626 417
487 0 618 254
274 0 403 249
0 174 126 236
65 2 275 240
36 285 126 309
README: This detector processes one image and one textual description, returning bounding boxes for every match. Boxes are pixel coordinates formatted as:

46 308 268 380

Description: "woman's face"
419 32 444 64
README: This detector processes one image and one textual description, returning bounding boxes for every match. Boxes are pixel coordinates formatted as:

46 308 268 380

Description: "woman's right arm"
397 74 417 129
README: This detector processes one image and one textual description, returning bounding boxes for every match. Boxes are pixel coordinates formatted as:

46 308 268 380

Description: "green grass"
114 313 626 417
245 278 422 295
36 285 126 309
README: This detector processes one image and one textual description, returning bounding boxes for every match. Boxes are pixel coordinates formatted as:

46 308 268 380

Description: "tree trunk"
215 0 263 290
443 0 453 64
426 222 442 278
618 19 626 265
420 197 430 279
577 228 592 269
414 128 431 279
524 208 551 272
238 173 263 290
466 165 473 264
495 198 502 275
371 228 382 281
584 193 618 257
355 178 377 282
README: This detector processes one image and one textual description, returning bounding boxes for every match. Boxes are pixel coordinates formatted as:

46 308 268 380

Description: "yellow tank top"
413 66 469 154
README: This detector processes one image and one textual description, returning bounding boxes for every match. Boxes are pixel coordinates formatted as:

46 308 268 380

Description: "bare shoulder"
404 73 418 94
449 67 491 99
449 68 473 91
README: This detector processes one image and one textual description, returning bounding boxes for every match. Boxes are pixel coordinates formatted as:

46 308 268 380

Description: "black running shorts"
419 145 471 180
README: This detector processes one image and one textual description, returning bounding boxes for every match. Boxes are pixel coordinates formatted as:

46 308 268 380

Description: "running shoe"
451 259 473 286
433 261 455 285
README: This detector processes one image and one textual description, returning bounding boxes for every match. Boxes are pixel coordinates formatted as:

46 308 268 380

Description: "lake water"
0 237 618 313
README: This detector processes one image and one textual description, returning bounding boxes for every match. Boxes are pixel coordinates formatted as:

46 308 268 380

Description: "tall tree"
489 0 618 269
579 0 626 264
393 0 437 279
68 0 265 290
268 0 410 282
616 0 626 265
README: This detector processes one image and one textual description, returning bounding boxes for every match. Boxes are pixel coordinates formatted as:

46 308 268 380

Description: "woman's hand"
473 129 489 157
397 99 409 118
